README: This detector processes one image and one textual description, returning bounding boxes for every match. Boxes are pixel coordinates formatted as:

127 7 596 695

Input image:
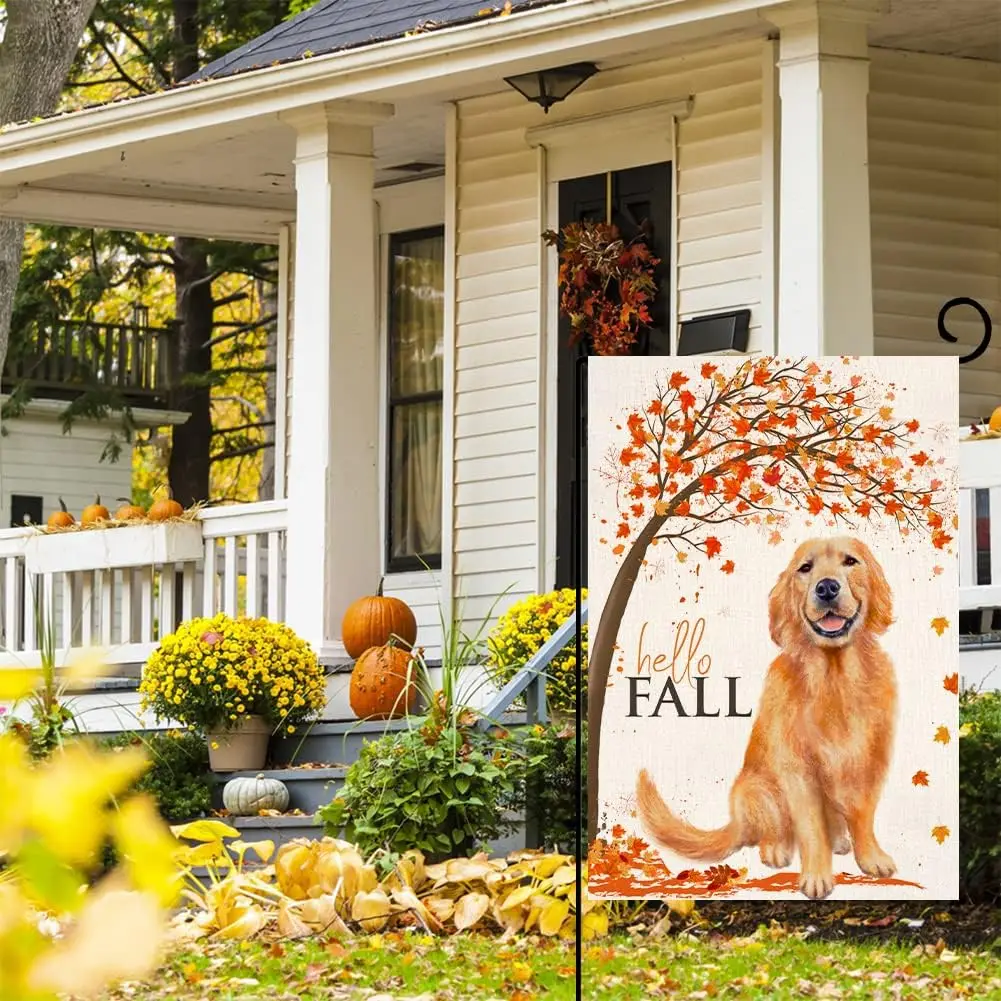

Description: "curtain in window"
389 232 444 562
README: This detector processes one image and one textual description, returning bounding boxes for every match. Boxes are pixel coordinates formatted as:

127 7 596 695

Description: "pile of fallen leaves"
170 820 658 945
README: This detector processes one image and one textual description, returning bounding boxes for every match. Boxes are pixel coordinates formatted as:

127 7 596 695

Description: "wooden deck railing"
3 318 174 400
0 499 288 670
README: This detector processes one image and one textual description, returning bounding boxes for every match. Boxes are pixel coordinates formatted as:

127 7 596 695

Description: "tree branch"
210 441 273 463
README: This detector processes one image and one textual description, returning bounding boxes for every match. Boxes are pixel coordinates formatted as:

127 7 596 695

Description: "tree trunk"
167 237 213 507
587 512 666 842
0 0 98 369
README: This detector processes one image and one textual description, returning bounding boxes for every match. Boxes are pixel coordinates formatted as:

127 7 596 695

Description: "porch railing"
0 499 288 670
3 318 175 401
477 602 588 728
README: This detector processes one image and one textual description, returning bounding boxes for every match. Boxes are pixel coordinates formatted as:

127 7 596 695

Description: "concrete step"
213 767 346 815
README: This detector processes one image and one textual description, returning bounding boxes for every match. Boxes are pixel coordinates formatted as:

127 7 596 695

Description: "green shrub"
959 689 1001 903
318 720 540 864
102 729 213 823
521 722 586 856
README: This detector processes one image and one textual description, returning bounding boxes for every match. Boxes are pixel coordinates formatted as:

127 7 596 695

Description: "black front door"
554 162 672 590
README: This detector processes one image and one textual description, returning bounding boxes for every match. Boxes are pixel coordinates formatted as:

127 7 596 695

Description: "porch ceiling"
869 0 1001 63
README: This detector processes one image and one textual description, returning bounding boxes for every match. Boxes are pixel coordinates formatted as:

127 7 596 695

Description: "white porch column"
772 1 882 356
281 101 393 660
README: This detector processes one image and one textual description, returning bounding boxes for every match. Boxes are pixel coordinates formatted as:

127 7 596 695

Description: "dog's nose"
815 578 841 603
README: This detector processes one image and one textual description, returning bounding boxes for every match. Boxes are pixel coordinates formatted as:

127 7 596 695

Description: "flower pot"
206 715 271 772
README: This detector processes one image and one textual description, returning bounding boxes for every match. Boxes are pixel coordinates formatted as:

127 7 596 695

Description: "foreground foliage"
959 688 1001 903
0 730 177 1000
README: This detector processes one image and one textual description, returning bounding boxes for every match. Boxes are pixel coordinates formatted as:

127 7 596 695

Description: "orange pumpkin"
349 645 417 720
115 498 146 521
81 496 110 525
341 584 417 658
148 497 184 521
46 498 75 530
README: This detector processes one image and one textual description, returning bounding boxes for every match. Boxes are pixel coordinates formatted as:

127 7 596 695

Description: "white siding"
453 41 766 625
283 222 296 495
383 573 443 662
869 49 1001 422
0 414 134 527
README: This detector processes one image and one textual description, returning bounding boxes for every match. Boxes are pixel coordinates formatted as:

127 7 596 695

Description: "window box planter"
23 521 204 575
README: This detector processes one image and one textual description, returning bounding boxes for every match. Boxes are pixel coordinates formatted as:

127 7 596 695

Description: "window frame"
384 224 446 575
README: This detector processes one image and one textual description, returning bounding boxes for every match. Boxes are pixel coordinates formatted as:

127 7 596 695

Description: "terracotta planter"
206 715 271 772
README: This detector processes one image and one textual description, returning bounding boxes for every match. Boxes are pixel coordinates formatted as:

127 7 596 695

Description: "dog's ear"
856 541 894 634
768 567 795 648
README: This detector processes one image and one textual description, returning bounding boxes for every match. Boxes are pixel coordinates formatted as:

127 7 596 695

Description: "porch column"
281 101 393 660
772 1 882 355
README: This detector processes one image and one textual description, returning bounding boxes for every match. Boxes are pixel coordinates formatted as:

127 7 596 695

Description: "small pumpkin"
81 495 110 525
148 494 184 521
115 497 146 521
222 774 290 816
46 498 75 530
989 407 1001 433
349 645 417 720
341 581 417 658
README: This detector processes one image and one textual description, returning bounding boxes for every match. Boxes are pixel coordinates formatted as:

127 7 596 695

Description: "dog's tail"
636 768 741 862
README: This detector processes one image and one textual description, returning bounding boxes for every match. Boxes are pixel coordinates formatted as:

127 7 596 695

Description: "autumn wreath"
542 220 659 356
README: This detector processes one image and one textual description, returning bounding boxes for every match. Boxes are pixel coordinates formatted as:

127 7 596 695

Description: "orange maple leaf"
931 617 949 636
700 475 717 495
762 465 782 487
704 537 722 558
879 406 893 421
912 770 929 787
932 566 944 576
943 673 959 695
767 531 783 546
678 390 696 412
675 500 691 517
668 372 688 391
700 362 716 379
806 495 824 515
910 451 929 466
616 522 630 538
931 825 950 845
906 419 920 433
612 544 624 556
933 726 950 745
720 560 735 574
611 824 625 839
676 552 688 564
932 529 953 550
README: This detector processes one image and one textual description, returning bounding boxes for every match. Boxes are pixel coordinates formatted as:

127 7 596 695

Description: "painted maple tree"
587 356 957 838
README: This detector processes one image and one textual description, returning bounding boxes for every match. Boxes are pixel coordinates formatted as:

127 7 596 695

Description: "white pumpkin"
223 774 290 816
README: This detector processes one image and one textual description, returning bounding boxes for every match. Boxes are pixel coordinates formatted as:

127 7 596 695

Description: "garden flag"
587 356 960 901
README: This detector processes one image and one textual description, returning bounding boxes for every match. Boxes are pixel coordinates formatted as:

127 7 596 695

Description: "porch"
0 0 997 707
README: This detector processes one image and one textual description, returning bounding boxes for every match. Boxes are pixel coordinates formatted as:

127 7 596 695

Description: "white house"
0 0 998 717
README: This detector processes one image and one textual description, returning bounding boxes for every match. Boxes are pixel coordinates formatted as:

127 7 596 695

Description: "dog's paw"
759 841 793 869
831 833 852 855
856 848 896 879
799 871 835 900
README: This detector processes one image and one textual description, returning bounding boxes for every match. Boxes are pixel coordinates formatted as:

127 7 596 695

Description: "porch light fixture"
504 62 598 113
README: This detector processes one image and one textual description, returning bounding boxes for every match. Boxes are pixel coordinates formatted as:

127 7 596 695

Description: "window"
386 227 445 572
10 494 43 528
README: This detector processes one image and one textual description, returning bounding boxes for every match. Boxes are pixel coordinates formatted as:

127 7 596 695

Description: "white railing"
0 499 288 670
959 432 1001 615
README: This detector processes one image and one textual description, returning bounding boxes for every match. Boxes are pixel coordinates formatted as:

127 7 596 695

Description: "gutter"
0 0 783 178
1 394 189 428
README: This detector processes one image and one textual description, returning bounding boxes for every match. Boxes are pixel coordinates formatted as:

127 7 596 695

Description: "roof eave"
0 0 781 181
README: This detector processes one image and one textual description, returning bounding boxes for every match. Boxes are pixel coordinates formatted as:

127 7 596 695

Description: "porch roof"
191 0 567 82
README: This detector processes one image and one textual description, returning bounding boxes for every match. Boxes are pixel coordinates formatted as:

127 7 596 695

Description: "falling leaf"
932 566 944 576
931 826 950 845
767 531 783 546
933 726 950 745
704 537 722 558
912 770 929 787
720 560 735 574
612 544 624 556
943 673 958 695
676 552 688 563
930 617 949 636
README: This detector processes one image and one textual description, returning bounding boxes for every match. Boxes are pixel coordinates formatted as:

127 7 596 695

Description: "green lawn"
90 923 1001 1000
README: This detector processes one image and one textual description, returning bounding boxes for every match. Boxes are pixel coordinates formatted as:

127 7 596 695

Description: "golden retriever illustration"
637 537 898 900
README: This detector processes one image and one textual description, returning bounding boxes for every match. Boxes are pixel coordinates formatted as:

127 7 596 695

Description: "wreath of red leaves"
542 220 659 356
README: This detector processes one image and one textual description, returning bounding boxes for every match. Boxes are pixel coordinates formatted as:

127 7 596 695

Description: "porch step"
213 767 346 815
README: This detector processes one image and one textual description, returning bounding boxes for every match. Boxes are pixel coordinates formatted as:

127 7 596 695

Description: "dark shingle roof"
192 0 566 81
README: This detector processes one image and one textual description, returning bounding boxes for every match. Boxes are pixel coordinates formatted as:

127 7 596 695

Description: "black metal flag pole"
574 351 586 1001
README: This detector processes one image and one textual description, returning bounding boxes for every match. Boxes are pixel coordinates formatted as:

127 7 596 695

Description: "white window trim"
374 175 447 590
530 102 689 593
